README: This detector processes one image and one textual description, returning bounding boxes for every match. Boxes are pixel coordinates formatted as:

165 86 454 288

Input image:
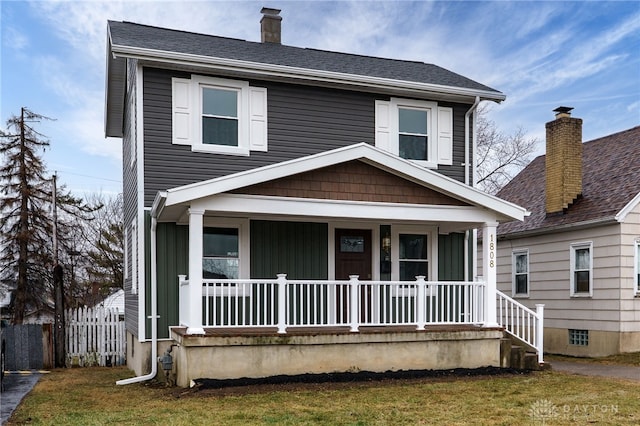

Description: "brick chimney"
545 106 583 214
260 7 282 44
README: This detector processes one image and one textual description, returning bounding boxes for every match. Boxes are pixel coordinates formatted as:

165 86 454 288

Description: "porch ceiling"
152 143 527 226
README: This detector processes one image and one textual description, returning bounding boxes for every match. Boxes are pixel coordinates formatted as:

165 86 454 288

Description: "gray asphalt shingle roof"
108 20 501 94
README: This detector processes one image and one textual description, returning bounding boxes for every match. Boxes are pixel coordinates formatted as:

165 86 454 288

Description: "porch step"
501 333 541 370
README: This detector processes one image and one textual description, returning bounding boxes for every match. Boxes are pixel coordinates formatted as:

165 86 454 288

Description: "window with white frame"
635 240 640 293
375 98 453 167
512 250 529 296
390 226 436 282
203 227 239 279
570 242 592 296
172 75 267 155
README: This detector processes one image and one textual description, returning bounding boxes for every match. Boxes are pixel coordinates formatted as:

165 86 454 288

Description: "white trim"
136 66 146 341
570 241 593 297
171 75 268 156
123 226 129 281
511 249 529 298
131 219 138 295
202 217 250 280
192 194 503 224
109 44 506 104
158 143 526 223
391 98 438 167
615 191 640 223
634 239 640 294
391 225 438 282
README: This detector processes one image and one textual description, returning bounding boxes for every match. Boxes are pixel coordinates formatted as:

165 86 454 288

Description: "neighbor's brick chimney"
261 7 282 44
545 106 583 214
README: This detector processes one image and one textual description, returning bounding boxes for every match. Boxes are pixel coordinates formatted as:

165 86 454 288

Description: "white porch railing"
496 290 544 364
178 275 486 334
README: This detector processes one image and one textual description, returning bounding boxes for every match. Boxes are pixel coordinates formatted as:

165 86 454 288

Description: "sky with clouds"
1 0 639 197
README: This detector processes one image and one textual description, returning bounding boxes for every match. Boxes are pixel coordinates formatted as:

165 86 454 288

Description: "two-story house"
491 108 640 357
105 9 532 387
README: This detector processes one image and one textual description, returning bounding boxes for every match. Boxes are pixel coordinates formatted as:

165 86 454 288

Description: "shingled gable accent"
230 160 469 206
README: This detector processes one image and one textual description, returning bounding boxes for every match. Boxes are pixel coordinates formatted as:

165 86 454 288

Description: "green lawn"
7 365 640 425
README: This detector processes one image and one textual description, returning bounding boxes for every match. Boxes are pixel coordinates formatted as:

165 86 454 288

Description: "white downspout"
464 96 481 281
117 216 158 385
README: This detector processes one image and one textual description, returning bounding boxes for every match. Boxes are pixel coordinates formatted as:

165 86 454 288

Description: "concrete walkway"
1 372 42 424
551 361 640 382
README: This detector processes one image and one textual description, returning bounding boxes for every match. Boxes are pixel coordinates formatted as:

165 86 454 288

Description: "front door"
335 229 372 323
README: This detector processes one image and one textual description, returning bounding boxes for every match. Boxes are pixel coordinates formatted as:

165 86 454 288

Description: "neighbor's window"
399 108 429 161
569 329 589 346
203 227 239 279
399 233 429 280
202 87 239 147
570 242 592 296
512 250 529 296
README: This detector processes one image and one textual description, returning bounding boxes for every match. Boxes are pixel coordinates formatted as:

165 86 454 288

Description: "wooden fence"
65 307 126 367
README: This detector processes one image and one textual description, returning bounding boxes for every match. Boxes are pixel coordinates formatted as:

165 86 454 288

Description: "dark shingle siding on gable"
142 67 470 206
109 21 500 94
497 126 640 236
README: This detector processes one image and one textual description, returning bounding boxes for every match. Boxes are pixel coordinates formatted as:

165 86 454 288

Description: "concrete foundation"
169 327 503 388
545 327 640 357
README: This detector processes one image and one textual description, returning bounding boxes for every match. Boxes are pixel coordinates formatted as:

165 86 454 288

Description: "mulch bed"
171 367 532 398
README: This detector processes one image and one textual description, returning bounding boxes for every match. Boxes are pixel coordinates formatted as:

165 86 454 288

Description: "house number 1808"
489 234 495 268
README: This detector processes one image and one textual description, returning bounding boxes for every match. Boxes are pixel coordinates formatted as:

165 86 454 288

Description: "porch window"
512 250 529 297
203 227 239 279
570 242 592 296
399 234 428 280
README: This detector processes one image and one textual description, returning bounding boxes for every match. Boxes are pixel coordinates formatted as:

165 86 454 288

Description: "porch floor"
170 324 503 338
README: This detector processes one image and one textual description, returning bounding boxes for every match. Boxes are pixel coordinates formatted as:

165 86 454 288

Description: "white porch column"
349 275 360 332
482 222 499 327
187 208 205 335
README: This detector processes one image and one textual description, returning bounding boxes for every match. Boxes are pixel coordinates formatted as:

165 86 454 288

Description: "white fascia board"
164 143 526 222
110 44 506 103
615 191 640 223
192 194 501 224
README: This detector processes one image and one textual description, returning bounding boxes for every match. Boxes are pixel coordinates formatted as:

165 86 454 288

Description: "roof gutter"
498 216 619 240
109 44 506 103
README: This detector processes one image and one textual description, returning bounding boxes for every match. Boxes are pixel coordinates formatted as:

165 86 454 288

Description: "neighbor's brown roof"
497 126 640 237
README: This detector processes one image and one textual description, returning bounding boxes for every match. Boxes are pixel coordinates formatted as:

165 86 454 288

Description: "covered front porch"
149 144 533 385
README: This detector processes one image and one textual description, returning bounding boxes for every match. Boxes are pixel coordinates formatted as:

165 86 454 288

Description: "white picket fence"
65 306 126 367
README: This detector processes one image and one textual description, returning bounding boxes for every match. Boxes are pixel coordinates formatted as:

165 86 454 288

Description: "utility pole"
52 173 66 367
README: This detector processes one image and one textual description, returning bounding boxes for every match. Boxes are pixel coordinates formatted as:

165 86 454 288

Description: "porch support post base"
186 327 205 335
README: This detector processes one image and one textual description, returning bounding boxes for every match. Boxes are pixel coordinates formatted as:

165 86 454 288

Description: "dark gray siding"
143 68 377 206
123 58 139 336
142 67 471 206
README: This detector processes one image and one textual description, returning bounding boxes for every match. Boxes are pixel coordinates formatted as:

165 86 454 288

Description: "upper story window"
570 242 593 297
172 75 267 155
375 98 453 168
512 249 529 297
202 87 239 147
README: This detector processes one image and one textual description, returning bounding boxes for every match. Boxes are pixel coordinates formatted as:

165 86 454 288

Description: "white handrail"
496 290 544 364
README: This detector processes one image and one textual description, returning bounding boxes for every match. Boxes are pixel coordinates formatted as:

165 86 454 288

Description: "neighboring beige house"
488 107 640 357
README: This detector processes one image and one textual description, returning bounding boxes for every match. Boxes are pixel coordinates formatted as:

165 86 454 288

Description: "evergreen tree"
0 108 97 323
